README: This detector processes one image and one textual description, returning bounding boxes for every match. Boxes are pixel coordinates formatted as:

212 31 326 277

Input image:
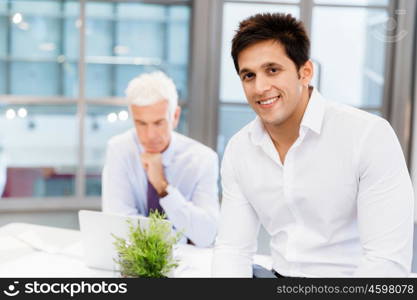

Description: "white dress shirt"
102 129 220 247
212 88 414 277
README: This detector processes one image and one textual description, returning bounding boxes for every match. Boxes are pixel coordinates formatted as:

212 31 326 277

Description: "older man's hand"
140 152 168 195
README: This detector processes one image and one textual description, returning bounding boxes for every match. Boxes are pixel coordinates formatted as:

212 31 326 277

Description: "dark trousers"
252 264 301 278
252 264 279 278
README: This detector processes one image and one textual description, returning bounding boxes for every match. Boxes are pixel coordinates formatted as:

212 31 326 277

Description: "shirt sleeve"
159 151 220 248
211 139 260 277
354 119 414 277
102 141 139 216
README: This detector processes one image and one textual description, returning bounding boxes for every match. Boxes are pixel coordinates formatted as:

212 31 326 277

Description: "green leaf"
112 211 183 278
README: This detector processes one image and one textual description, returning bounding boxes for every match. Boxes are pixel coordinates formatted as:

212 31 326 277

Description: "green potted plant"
113 210 183 278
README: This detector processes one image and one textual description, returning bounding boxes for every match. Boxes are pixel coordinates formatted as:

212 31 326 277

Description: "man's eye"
269 68 278 73
243 73 254 80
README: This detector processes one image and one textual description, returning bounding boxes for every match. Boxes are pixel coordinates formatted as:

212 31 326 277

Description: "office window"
0 14 7 56
0 62 5 95
311 6 388 108
218 105 256 157
2 0 80 97
0 104 77 198
314 0 388 5
218 1 299 154
0 2 4 94
0 0 191 203
85 2 190 100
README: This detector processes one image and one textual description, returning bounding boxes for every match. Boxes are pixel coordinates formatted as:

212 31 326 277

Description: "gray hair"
125 71 178 119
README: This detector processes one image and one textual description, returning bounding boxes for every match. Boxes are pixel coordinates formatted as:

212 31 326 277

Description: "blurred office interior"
0 0 416 269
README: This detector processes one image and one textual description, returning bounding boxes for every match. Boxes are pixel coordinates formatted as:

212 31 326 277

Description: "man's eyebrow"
238 68 251 76
261 62 284 69
239 63 285 75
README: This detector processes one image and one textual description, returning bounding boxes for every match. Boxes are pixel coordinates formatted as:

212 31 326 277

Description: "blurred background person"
102 71 220 247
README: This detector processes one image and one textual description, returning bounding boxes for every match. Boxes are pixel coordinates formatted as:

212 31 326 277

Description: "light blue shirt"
102 129 220 247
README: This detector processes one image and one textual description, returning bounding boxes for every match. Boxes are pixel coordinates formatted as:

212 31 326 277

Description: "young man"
102 71 219 247
212 13 414 277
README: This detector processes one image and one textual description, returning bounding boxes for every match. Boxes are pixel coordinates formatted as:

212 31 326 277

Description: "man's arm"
212 141 260 277
158 152 220 247
354 119 414 277
142 150 220 247
102 141 138 215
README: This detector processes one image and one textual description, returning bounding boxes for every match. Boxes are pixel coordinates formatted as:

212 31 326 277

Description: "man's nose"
146 126 158 140
255 74 272 94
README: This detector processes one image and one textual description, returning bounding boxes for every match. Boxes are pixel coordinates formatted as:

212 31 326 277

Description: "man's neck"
265 86 312 157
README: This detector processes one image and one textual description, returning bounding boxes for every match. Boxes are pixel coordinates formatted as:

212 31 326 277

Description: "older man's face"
131 100 180 153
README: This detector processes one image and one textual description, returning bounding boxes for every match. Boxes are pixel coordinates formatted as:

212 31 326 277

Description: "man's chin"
144 147 162 154
259 115 286 127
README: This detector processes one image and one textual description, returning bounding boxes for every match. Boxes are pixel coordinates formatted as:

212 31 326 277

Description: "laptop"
78 210 172 271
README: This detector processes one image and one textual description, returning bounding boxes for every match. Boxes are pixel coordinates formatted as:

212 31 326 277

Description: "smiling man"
102 71 220 247
212 13 414 277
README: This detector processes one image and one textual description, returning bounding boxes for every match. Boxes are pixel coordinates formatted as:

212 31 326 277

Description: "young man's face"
237 39 312 127
130 100 180 153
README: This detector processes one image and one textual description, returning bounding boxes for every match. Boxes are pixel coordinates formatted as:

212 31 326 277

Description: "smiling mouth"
256 94 282 105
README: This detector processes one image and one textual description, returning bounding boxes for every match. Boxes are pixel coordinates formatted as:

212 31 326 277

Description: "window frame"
0 0 192 211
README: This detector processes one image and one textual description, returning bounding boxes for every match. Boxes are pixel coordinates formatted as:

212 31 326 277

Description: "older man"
102 71 219 247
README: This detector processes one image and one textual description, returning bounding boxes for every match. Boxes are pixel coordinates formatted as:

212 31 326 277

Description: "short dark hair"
231 13 310 74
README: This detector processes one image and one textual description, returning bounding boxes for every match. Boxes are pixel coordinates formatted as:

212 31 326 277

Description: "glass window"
10 15 61 59
85 1 191 100
311 7 388 107
63 2 80 98
0 104 77 198
11 62 60 96
2 0 79 97
166 6 190 100
0 2 7 13
10 0 61 15
0 61 5 95
114 64 160 97
85 104 188 196
314 0 388 6
63 62 78 98
84 105 133 196
0 15 6 57
217 105 256 155
238 0 300 3
0 11 6 94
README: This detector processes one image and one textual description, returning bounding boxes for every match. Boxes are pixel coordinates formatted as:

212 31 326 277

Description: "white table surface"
0 223 272 278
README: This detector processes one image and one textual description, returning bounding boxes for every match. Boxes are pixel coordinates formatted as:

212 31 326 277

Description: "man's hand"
140 152 168 195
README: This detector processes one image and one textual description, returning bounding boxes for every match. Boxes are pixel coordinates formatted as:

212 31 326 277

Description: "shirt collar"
132 129 177 167
249 87 326 145
300 87 325 135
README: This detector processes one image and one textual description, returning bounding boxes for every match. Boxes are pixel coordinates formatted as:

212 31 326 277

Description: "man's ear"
172 106 181 129
300 60 314 87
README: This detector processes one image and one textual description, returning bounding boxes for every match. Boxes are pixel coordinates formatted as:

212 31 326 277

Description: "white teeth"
259 96 280 105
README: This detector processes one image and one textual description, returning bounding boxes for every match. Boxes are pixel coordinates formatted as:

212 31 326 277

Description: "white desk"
0 223 272 278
